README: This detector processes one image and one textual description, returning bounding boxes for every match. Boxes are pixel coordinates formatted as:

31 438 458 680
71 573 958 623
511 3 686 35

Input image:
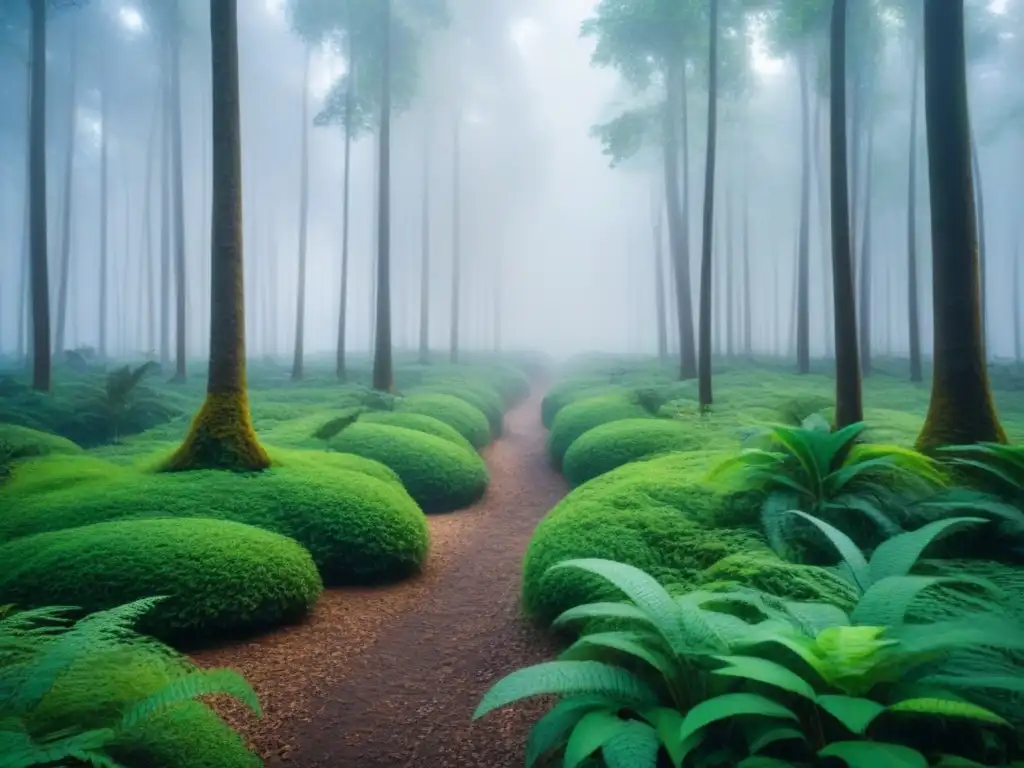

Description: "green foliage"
411 379 506 437
562 418 702 487
0 457 429 586
103 362 162 443
0 599 260 768
548 394 654 467
0 518 323 645
312 407 365 446
328 422 489 513
357 410 475 453
709 420 945 559
590 105 661 167
397 392 492 449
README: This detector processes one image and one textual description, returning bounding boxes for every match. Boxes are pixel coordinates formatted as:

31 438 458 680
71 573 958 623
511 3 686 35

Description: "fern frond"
118 668 261 732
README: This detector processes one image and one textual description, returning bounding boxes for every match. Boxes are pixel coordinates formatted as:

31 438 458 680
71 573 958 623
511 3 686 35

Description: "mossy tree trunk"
697 0 718 409
907 36 923 383
163 0 269 473
28 0 51 392
371 0 395 393
916 0 1006 451
291 46 312 381
829 0 864 429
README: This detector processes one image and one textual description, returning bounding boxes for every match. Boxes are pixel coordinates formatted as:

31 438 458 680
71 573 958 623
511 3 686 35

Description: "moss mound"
397 393 492 449
0 517 323 644
696 551 859 609
0 458 429 586
541 380 626 428
547 394 653 466
357 411 474 453
269 443 403 485
0 422 84 457
562 418 702 486
329 422 488 513
414 380 506 436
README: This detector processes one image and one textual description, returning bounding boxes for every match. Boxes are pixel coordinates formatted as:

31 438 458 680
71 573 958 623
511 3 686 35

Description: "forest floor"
193 384 567 767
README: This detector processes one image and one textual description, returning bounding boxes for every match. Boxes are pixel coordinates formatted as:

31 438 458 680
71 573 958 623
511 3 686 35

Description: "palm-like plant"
0 598 260 768
100 361 162 443
709 419 944 559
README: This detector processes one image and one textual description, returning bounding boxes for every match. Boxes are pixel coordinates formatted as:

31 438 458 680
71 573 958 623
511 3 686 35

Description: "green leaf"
552 602 652 629
852 575 987 627
473 661 658 720
887 697 1010 726
118 668 260 731
933 756 990 767
564 710 626 768
817 741 928 768
867 517 988 583
677 693 798 746
815 695 885 734
744 721 806 754
711 655 817 699
737 757 799 767
525 698 616 768
601 720 660 768
787 511 870 591
640 708 690 768
561 632 675 679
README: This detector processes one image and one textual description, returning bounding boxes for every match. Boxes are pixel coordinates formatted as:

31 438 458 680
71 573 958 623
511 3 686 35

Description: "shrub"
540 379 625 428
357 410 475 453
3 599 261 768
562 418 701 486
0 518 323 645
329 422 489 513
0 459 429 586
414 379 506 436
547 394 653 467
397 393 492 449
0 422 84 457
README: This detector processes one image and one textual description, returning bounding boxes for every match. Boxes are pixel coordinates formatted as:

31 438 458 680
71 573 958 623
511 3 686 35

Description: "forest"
1 0 1024 766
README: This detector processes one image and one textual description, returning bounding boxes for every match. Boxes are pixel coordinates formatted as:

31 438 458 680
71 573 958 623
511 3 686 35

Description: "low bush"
0 517 323 645
397 392 492 449
562 418 701 486
357 410 475 453
547 394 653 466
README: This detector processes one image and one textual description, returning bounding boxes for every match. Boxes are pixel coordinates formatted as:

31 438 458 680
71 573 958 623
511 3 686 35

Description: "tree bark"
697 0 718 408
291 47 312 381
916 0 1005 450
371 0 394 392
907 37 923 383
857 98 875 376
54 29 78 358
830 0 864 428
28 0 51 391
164 0 269 472
796 46 811 374
970 135 988 352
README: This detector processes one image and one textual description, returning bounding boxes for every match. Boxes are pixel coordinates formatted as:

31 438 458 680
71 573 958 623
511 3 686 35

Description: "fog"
1 0 1022 366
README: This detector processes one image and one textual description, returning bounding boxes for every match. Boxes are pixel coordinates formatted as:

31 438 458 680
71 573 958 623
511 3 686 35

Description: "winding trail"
194 384 567 766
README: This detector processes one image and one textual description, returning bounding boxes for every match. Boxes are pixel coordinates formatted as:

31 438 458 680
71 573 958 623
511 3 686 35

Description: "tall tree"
28 0 51 391
371 0 394 392
290 46 312 381
418 112 431 364
915 0 1005 450
449 108 461 364
906 20 923 383
697 0 719 407
54 24 78 357
829 0 863 428
164 0 269 472
168 0 187 382
98 48 110 359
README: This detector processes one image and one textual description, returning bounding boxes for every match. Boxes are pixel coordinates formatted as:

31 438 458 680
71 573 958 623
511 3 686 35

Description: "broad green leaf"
781 601 850 634
553 602 651 629
640 708 689 768
770 425 826 496
818 741 927 768
711 655 817 699
744 721 805 754
561 632 675 678
601 719 660 768
868 517 988 583
815 695 885 734
786 511 870 591
737 757 800 767
474 661 658 720
678 693 798 746
852 575 986 627
887 697 1010 726
925 673 1024 695
525 698 616 768
564 710 626 768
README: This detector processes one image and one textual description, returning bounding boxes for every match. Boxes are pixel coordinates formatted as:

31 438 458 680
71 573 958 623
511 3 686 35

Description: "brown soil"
193 384 568 767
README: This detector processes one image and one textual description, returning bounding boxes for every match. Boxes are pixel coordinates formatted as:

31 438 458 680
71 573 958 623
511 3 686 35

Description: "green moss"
0 517 322 645
269 444 402 486
0 457 429 586
161 391 271 473
562 418 702 486
357 411 475 453
696 551 859 609
547 394 654 466
329 422 489 513
541 380 626 428
413 379 506 436
0 422 84 457
397 393 492 449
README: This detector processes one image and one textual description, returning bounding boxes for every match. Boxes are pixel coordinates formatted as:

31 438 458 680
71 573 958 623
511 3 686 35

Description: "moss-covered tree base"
915 391 1008 452
161 391 270 472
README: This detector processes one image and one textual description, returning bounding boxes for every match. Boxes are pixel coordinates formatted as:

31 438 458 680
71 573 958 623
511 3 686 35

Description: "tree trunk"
418 113 431 364
28 0 51 391
857 94 875 376
164 0 268 472
1014 235 1021 363
697 0 718 407
143 98 158 357
813 95 834 358
652 190 668 363
493 249 501 352
160 37 172 370
369 134 379 353
830 0 864 428
449 111 461 364
291 47 312 381
970 135 988 352
371 0 394 392
99 55 110 360
796 47 811 374
335 57 355 379
907 37 923 383
169 0 188 382
742 137 752 356
916 0 1005 450
725 186 734 359
54 30 78 358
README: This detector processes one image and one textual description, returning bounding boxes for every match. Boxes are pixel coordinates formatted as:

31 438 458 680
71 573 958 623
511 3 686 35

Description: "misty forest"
3 0 1024 766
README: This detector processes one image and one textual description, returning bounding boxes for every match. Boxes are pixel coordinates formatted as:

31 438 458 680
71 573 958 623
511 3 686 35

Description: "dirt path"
195 385 567 766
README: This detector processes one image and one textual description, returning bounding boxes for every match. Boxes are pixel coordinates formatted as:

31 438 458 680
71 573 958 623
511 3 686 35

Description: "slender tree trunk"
742 159 752 356
916 0 1005 450
54 30 78 358
369 134 379 353
165 0 268 472
28 0 51 391
725 186 734 359
697 0 718 407
169 0 188 382
98 56 110 360
143 98 158 356
449 110 462 364
371 0 394 392
418 113 431 364
907 38 923 383
858 95 875 375
291 47 312 381
970 135 988 353
16 63 32 364
796 47 811 374
830 0 864 428
335 57 355 379
493 249 501 352
160 40 172 369
652 189 668 363
1014 235 1021 363
813 95 834 357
